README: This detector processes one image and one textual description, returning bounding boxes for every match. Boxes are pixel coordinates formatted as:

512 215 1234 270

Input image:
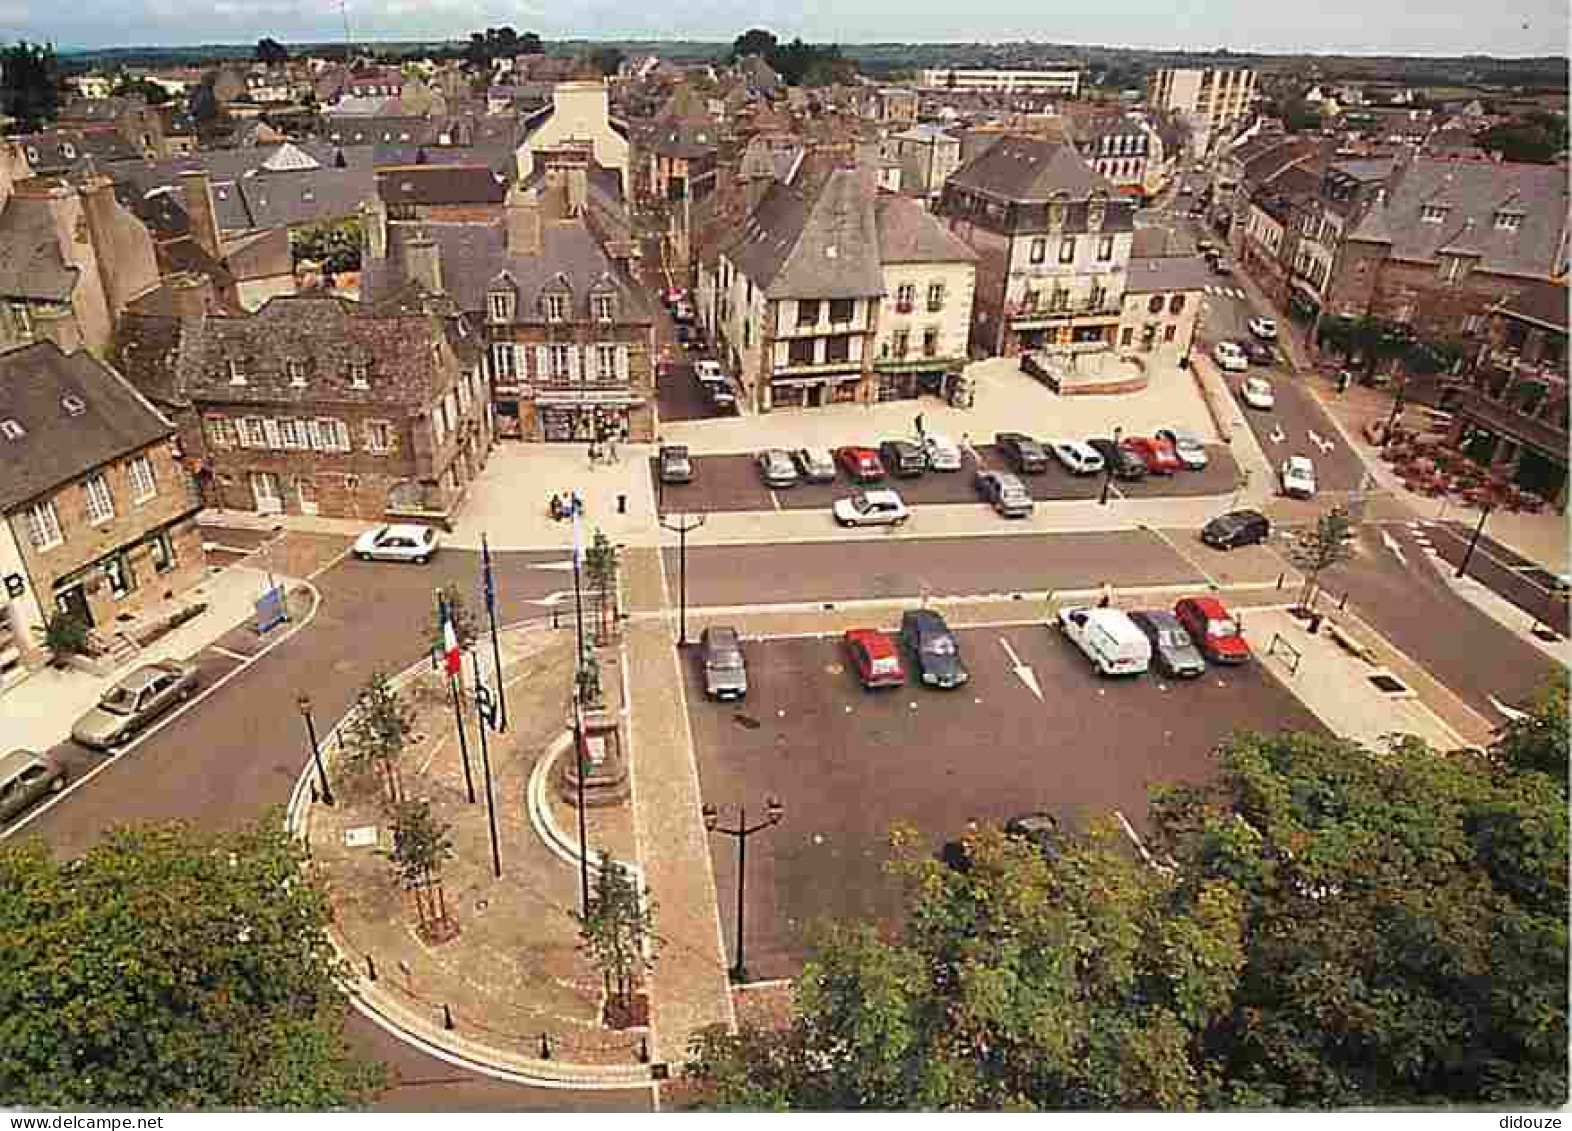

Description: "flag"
440 596 462 676
481 533 496 615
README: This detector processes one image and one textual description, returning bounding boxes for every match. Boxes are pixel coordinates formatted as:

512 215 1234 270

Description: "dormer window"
349 362 370 390
545 294 568 322
1494 209 1524 232
593 294 615 323
0 419 24 440
1087 196 1107 233
1047 197 1068 232
286 360 307 387
61 395 86 416
1420 203 1448 223
227 359 246 385
61 142 76 160
488 290 515 323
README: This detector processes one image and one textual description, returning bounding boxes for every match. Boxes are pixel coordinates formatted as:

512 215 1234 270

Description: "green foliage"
463 27 542 68
427 583 480 654
575 653 602 707
342 671 416 803
1 41 60 131
1491 672 1569 786
255 37 289 65
289 218 363 274
385 798 455 928
0 820 385 1108
572 858 657 1007
110 75 171 105
684 732 1569 1110
588 47 625 77
728 27 853 87
1287 505 1356 610
1479 118 1565 164
43 609 89 661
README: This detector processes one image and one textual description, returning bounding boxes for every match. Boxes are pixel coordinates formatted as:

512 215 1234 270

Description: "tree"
1479 119 1562 164
255 37 290 66
572 858 657 1014
730 28 779 62
0 41 60 131
576 653 603 709
588 47 625 78
288 217 363 274
1286 504 1356 612
425 582 480 654
584 528 619 643
684 731 1568 1109
0 821 386 1108
385 798 456 937
42 609 89 664
110 75 171 105
342 671 416 804
1491 671 1569 786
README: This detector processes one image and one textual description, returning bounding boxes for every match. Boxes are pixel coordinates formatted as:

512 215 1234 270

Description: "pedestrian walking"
915 412 926 438
609 438 619 463
1098 581 1114 609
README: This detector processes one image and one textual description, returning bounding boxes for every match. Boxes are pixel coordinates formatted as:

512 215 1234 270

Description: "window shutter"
511 344 525 380
616 345 630 381
567 345 581 382
262 418 281 449
535 345 549 380
306 420 323 451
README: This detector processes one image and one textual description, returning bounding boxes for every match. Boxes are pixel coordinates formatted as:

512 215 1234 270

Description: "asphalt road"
1229 372 1369 494
684 626 1323 979
1430 520 1570 636
667 529 1211 608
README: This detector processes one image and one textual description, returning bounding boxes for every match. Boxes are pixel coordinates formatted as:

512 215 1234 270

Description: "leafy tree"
572 858 657 1011
1491 671 1569 786
684 731 1569 1109
588 47 625 77
1286 505 1356 613
1479 120 1562 164
255 37 290 65
425 582 479 654
584 528 619 642
288 217 362 274
385 798 456 934
0 41 60 131
342 670 416 804
730 28 779 62
0 821 385 1108
576 652 603 709
42 608 89 663
110 75 171 105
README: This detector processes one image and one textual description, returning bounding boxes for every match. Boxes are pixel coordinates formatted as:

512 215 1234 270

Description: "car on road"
657 444 693 484
71 659 201 749
792 447 837 483
1121 436 1183 476
1280 455 1318 499
703 381 737 412
835 446 885 483
844 628 906 689
899 609 969 689
694 360 723 383
974 469 1034 517
879 439 927 478
674 323 696 348
1174 596 1251 664
922 433 963 472
1240 376 1276 410
1056 606 1152 676
994 432 1050 474
1248 316 1278 340
1127 609 1206 679
1209 256 1234 278
756 448 799 488
1086 438 1148 480
1196 240 1217 256
1201 509 1271 550
1156 428 1209 470
0 749 67 823
354 523 440 563
832 489 909 528
1213 341 1248 372
1049 439 1105 476
1241 338 1277 366
700 626 748 700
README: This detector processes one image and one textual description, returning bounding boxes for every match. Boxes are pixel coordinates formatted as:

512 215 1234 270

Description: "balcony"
1454 386 1568 456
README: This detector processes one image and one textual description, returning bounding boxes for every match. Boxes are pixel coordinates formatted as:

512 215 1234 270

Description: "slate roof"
1499 279 1569 334
946 136 1111 202
874 193 978 264
376 164 506 206
1123 255 1215 294
0 341 173 512
725 166 885 300
892 124 957 145
0 194 80 302
11 128 139 174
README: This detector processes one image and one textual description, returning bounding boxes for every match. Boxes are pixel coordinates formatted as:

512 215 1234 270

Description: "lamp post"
659 512 707 646
1456 501 1495 580
1382 377 1408 448
703 797 784 984
295 693 334 807
572 691 592 915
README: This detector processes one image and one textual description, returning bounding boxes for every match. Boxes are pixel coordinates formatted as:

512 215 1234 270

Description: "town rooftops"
946 135 1111 201
1122 255 1215 294
376 164 507 206
1497 279 1569 335
874 193 978 264
724 164 884 300
0 189 81 302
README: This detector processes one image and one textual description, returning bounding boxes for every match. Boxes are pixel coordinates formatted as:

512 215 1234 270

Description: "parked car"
1213 341 1248 372
879 439 927 478
1056 606 1152 676
1201 509 1271 550
1156 428 1209 470
71 659 200 749
694 360 724 383
1280 455 1318 499
1049 439 1105 476
844 628 906 689
835 446 885 482
1174 596 1251 664
354 523 440 563
671 300 696 324
1209 256 1234 278
1248 316 1278 340
0 749 67 824
700 626 748 700
704 381 737 413
792 447 838 483
1127 609 1206 679
922 433 963 472
974 469 1034 517
674 323 695 348
1241 339 1277 366
1086 438 1148 480
658 444 693 484
995 432 1049 474
832 489 910 528
1240 376 1276 410
1121 436 1183 476
899 609 969 688
756 448 799 488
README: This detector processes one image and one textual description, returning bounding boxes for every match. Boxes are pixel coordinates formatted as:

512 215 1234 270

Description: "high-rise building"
1146 68 1257 151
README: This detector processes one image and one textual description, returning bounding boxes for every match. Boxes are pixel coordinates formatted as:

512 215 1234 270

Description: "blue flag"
481 533 496 615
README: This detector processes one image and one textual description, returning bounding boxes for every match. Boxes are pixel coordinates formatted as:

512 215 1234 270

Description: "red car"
1173 596 1251 664
1122 436 1183 476
844 628 906 688
835 446 886 483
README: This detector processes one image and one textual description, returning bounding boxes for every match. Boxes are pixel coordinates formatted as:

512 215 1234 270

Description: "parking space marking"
769 490 782 512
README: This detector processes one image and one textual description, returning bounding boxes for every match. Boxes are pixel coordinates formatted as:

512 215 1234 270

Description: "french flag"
440 596 462 676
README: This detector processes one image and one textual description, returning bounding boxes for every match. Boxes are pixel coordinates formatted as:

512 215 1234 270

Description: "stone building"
516 80 631 195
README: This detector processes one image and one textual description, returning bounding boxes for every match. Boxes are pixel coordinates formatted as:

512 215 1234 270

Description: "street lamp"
1382 378 1408 448
1456 501 1495 580
703 797 784 984
295 693 334 807
659 512 707 646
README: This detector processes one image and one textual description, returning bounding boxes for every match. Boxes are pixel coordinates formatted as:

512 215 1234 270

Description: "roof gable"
946 136 1110 202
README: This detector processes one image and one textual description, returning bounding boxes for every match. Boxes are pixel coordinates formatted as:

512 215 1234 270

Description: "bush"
43 610 89 663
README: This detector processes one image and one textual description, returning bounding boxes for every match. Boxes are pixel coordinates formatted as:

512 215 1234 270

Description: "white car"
1056 606 1152 677
922 433 963 472
1213 341 1249 372
1049 439 1105 476
354 524 440 563
1248 316 1279 340
832 489 910 528
1241 377 1276 411
792 447 837 483
1280 455 1318 499
1156 428 1209 470
693 360 724 383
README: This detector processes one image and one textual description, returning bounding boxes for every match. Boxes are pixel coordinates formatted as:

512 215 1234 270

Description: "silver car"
792 447 837 483
1127 610 1206 679
0 749 67 823
756 449 799 488
72 658 200 749
1157 428 1209 470
700 626 748 700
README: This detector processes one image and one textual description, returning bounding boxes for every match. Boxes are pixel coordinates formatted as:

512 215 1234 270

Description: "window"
797 299 820 327
1049 288 1068 312
926 282 945 312
278 419 303 449
241 417 267 448
1058 237 1075 264
317 418 350 452
548 345 571 379
128 455 156 503
25 501 62 550
1440 256 1464 283
103 551 134 600
1462 313 1484 335
349 362 370 390
227 359 245 385
922 328 939 357
365 420 392 453
1169 294 1186 315
1420 203 1447 223
1029 237 1046 264
0 419 22 440
205 417 235 449
1090 285 1107 311
825 335 852 363
595 344 617 381
789 338 816 365
149 530 175 574
491 343 517 381
1147 295 1164 315
1120 327 1134 347
83 474 115 525
545 293 568 322
1164 324 1177 343
457 375 472 414
286 359 307 386
890 329 909 358
1047 201 1066 230
829 299 855 325
894 284 916 313
1097 235 1114 261
489 290 514 325
593 294 615 322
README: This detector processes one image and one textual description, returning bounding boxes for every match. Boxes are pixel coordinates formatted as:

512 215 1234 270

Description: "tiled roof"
946 136 1110 202
725 165 885 300
1123 255 1215 294
0 341 173 512
0 195 79 302
376 164 506 205
874 193 978 264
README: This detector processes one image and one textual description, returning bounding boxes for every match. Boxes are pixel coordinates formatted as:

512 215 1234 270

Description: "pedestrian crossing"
1203 285 1246 299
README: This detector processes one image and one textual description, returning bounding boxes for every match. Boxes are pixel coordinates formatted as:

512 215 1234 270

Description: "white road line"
208 644 252 663
769 490 782 512
998 637 1043 700
1379 530 1408 567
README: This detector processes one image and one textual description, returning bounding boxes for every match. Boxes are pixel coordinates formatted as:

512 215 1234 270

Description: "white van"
1055 606 1153 677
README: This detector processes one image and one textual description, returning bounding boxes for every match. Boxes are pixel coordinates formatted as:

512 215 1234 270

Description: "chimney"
168 271 214 319
505 181 542 256
179 169 222 259
405 231 443 295
360 196 387 260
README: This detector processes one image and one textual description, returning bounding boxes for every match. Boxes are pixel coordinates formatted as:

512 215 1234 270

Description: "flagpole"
481 532 507 733
470 648 502 879
438 592 476 804
571 497 587 673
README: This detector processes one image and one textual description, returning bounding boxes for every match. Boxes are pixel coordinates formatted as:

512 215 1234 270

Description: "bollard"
365 955 377 982
1338 591 1349 611
639 1036 650 1063
539 1033 552 1060
552 606 560 630
1276 571 1285 590
443 1004 455 1031
617 493 628 515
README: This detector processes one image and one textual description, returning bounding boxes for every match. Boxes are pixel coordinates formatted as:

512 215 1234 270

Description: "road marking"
998 637 1043 701
527 591 574 607
528 559 578 572
1268 424 1286 445
208 644 252 663
1379 530 1408 567
1307 429 1334 454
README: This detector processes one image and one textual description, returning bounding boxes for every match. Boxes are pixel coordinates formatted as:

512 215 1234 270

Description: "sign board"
255 585 289 634
344 826 379 849
475 684 499 730
3 572 23 599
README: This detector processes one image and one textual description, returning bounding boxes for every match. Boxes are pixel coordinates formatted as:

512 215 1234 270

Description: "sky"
1 0 1567 56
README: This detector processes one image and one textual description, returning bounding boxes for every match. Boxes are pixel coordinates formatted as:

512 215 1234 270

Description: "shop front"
767 371 864 411
874 359 967 403
529 389 651 443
